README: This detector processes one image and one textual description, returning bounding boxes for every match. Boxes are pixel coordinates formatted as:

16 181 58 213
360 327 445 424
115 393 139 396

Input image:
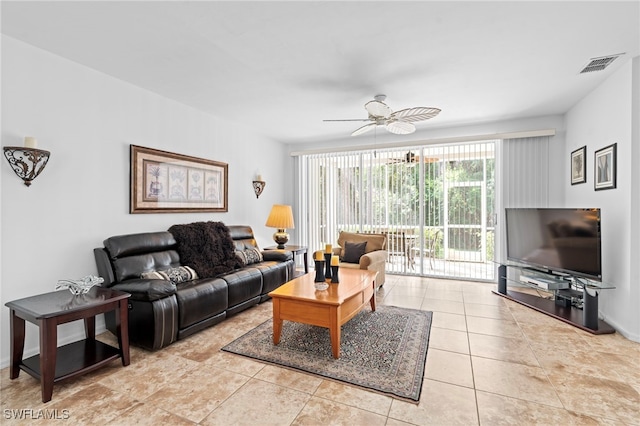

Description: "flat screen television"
505 208 602 281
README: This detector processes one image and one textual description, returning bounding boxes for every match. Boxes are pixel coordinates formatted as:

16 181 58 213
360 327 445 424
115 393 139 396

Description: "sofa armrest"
111 279 177 302
359 250 387 268
262 250 293 262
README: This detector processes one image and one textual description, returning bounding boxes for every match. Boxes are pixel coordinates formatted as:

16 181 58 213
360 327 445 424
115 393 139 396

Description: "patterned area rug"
222 305 432 402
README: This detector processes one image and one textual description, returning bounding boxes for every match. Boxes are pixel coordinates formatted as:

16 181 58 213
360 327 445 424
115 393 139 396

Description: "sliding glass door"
298 141 496 281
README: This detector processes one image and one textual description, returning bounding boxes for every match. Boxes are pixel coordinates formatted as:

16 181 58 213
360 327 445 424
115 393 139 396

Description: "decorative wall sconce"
252 173 266 198
3 137 51 187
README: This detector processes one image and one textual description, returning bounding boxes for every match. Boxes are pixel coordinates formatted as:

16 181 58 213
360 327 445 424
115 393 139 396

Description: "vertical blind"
494 136 550 263
296 140 498 281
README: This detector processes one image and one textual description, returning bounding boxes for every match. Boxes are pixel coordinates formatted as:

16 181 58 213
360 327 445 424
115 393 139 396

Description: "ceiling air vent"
579 53 624 74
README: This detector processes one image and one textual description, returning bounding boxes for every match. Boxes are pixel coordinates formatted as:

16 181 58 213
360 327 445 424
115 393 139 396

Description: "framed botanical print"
130 145 228 213
570 146 586 185
594 143 617 191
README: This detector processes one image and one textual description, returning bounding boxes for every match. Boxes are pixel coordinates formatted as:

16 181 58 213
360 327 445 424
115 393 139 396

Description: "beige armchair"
314 231 387 289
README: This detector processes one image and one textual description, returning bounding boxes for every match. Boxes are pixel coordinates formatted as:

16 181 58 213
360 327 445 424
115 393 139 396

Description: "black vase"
314 260 325 282
324 253 332 279
331 266 339 283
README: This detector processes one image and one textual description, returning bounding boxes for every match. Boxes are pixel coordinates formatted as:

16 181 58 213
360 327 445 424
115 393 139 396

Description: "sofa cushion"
251 261 291 298
222 268 262 311
236 248 263 265
104 231 177 259
337 231 386 257
175 277 228 329
341 241 367 263
141 266 198 284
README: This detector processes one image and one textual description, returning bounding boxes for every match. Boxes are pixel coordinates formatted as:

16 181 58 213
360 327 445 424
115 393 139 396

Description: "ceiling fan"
324 95 441 136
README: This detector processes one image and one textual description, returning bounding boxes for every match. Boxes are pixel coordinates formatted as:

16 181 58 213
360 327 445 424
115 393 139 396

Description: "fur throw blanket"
168 221 241 278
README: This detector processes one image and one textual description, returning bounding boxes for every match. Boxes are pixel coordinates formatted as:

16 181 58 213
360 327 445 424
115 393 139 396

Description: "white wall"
565 58 639 341
0 36 291 366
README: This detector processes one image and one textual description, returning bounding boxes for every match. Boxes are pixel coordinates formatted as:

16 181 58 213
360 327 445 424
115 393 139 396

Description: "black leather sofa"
94 224 293 350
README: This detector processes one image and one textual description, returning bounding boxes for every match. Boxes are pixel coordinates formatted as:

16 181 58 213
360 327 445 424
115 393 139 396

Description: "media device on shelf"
505 207 602 282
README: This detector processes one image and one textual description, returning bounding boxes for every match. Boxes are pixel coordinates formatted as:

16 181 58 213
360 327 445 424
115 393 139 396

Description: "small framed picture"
570 146 586 185
594 143 617 191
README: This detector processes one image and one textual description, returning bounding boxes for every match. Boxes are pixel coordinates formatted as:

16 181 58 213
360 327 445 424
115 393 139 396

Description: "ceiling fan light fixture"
364 100 392 119
386 121 415 135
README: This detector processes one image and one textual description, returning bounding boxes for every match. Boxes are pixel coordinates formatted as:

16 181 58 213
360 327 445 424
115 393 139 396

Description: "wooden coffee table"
268 268 377 359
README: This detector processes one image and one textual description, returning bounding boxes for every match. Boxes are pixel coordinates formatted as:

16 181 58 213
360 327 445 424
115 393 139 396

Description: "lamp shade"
265 204 295 229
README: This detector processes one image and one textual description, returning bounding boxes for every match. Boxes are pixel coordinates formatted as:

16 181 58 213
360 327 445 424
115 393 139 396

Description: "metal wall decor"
3 146 51 187
253 180 266 198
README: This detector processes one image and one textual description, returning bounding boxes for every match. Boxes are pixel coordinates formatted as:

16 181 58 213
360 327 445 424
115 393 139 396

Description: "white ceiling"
2 1 639 144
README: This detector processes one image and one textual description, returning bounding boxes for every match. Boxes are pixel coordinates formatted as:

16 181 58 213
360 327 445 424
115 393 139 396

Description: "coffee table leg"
9 310 25 379
369 281 376 312
330 312 340 359
39 319 57 403
272 300 282 345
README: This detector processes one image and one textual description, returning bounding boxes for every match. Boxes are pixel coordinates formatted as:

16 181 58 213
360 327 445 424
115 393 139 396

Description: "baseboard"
599 314 640 343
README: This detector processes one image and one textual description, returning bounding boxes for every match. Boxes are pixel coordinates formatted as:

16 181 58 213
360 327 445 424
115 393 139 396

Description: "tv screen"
505 208 602 281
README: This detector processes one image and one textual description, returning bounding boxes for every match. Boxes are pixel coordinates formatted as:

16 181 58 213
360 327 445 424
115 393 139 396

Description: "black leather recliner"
94 225 293 350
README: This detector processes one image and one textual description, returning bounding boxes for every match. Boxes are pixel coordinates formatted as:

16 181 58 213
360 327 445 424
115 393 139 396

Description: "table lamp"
265 204 295 249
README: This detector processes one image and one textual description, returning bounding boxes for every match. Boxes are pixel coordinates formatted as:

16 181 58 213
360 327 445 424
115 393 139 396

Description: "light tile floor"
2 274 639 425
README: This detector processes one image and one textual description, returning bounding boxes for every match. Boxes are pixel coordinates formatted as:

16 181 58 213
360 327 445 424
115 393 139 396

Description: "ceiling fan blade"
323 119 372 122
351 123 377 136
390 107 441 122
364 100 392 119
385 121 415 135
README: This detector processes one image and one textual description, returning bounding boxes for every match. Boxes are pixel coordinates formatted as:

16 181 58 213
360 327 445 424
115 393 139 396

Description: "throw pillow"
141 266 198 284
235 250 248 267
242 247 264 265
341 241 367 264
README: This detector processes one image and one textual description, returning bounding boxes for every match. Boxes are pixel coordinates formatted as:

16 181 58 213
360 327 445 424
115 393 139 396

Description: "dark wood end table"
264 245 308 278
5 286 131 402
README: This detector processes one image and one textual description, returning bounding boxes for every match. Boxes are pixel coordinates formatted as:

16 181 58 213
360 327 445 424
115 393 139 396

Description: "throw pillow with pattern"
141 266 198 284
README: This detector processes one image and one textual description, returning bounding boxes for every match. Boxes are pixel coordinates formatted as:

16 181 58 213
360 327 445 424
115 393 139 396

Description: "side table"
264 245 308 277
5 286 131 402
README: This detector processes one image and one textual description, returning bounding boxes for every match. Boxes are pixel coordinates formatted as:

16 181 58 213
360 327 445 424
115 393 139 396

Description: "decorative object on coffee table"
314 251 326 284
330 255 340 283
223 305 432 402
314 281 329 291
323 253 332 280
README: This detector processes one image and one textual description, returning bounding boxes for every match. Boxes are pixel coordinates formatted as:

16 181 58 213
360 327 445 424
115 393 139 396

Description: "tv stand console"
493 263 615 335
